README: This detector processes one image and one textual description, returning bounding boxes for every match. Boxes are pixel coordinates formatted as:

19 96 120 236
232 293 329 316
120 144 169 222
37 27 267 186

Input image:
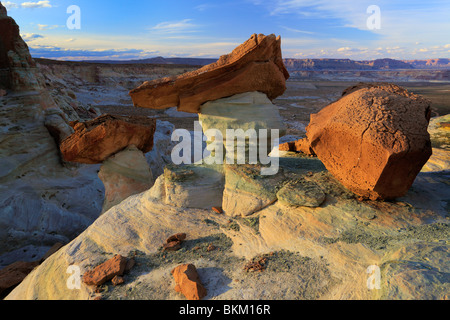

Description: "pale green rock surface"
277 178 326 208
199 92 286 160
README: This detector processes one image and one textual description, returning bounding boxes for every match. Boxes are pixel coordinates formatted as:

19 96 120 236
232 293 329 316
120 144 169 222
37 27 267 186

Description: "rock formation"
0 3 43 91
98 145 154 213
199 91 286 162
60 114 157 212
129 33 289 113
284 83 433 200
60 114 156 164
129 34 289 217
5 150 449 301
0 3 106 264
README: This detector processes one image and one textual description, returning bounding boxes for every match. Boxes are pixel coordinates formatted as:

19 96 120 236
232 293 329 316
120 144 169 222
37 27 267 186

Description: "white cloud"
21 1 52 8
37 24 60 30
21 33 44 41
151 19 198 34
3 1 18 9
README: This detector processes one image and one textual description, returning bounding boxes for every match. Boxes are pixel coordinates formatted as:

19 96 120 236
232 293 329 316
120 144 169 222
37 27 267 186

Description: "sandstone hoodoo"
304 83 432 200
60 114 157 213
129 33 290 113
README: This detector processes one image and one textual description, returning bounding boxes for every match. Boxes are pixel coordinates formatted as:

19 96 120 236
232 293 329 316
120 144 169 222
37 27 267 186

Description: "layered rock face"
0 4 43 91
60 114 156 164
305 83 432 200
129 33 289 113
0 3 106 263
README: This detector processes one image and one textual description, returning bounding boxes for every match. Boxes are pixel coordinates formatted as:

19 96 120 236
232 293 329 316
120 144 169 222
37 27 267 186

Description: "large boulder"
129 33 289 113
60 115 156 164
305 83 432 200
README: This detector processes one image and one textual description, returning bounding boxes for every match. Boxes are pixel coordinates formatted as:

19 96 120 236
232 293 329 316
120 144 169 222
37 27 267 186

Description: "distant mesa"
129 33 290 113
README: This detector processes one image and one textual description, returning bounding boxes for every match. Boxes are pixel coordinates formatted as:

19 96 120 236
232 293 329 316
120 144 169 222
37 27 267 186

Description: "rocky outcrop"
172 264 207 300
305 83 432 200
60 114 156 164
130 34 289 113
5 152 449 301
98 145 154 213
0 3 44 91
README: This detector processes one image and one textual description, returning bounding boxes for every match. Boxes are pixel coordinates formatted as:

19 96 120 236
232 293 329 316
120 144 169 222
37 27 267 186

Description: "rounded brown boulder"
306 83 432 200
60 114 156 164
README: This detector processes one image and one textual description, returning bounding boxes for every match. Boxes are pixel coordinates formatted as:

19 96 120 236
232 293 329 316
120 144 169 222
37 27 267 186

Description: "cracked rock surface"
306 83 432 200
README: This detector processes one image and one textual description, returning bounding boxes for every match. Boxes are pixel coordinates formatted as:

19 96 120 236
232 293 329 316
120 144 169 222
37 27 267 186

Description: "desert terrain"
1 5 449 301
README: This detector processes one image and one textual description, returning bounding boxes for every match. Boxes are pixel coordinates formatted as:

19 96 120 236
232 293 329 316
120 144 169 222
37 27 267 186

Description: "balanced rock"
60 114 156 164
306 83 432 200
130 33 289 113
98 145 154 213
171 264 207 300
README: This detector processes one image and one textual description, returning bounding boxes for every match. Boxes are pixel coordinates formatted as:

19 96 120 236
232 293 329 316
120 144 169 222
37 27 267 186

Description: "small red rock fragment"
82 255 128 286
166 233 187 243
163 233 187 252
212 207 223 214
171 264 207 300
111 276 124 286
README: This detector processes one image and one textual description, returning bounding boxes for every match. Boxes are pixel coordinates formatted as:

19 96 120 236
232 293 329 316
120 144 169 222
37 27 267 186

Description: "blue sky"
4 0 450 60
